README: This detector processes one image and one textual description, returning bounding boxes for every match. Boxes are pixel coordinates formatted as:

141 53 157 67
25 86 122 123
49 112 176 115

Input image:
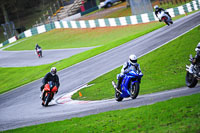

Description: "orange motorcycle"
42 81 58 106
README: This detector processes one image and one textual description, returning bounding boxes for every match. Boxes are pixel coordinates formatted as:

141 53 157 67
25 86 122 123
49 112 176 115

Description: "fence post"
43 14 46 24
50 7 53 16
57 0 60 8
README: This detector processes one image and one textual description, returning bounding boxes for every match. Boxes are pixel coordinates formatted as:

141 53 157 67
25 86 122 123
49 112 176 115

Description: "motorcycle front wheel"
164 20 169 26
186 71 198 88
115 89 123 102
44 93 51 106
130 82 140 99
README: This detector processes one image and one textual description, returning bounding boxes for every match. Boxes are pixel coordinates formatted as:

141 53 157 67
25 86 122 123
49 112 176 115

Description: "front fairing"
120 70 143 98
44 81 57 92
126 70 143 78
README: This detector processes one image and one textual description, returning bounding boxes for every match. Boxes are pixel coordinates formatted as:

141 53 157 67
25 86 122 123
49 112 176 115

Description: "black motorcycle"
186 54 200 88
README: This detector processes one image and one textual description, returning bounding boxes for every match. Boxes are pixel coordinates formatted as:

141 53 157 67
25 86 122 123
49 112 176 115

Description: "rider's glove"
124 69 131 74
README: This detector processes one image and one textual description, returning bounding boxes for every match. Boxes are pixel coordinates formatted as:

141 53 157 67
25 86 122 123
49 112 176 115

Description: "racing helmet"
154 5 159 10
129 54 137 64
195 42 200 52
51 67 57 76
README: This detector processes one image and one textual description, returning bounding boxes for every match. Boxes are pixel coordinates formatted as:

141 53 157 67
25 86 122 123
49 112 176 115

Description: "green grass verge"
5 22 165 50
5 93 200 132
72 25 200 100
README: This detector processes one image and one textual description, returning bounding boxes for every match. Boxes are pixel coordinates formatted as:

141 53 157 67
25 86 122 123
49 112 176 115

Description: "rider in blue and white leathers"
116 54 142 91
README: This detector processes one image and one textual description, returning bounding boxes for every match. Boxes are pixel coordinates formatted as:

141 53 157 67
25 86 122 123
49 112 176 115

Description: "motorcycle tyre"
115 89 123 102
164 20 170 26
130 82 140 99
186 71 198 88
44 93 51 106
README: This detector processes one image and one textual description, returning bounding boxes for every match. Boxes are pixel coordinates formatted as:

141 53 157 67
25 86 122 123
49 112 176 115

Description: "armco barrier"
1 0 200 48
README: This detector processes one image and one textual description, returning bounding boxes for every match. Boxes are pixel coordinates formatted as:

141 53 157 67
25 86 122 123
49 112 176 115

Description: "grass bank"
72 25 200 100
5 93 200 132
5 22 164 50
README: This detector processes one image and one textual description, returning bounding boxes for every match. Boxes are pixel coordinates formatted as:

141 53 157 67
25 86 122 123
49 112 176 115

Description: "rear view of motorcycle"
186 54 199 88
157 11 173 26
41 81 58 106
36 48 42 58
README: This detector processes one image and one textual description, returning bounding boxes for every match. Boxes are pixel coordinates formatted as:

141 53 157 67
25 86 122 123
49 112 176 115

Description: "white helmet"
154 5 159 10
129 54 137 64
195 42 200 52
50 67 57 76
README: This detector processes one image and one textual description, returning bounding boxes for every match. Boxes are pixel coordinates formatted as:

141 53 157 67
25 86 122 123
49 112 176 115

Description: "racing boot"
116 77 123 93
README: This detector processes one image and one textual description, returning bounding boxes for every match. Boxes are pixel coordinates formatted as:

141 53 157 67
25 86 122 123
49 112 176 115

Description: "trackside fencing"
0 0 200 48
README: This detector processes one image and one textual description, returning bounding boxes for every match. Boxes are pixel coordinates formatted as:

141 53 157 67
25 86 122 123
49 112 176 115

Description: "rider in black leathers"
40 67 60 103
35 44 42 57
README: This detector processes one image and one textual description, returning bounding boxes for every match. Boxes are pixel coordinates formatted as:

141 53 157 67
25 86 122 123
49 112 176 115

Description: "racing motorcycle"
112 69 143 101
186 54 199 88
41 81 58 106
157 10 173 26
36 48 42 58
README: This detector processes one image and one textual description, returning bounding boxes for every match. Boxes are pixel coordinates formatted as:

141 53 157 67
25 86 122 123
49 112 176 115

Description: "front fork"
112 81 122 94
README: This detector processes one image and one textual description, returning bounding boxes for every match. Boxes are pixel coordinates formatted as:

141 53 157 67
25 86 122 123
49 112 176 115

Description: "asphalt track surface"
0 47 97 67
0 11 200 131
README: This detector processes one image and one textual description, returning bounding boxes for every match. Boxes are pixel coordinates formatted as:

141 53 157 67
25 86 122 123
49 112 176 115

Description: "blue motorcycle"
112 69 143 101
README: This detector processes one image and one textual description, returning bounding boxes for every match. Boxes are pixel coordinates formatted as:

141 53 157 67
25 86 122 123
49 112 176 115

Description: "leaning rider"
116 54 142 92
40 67 60 104
154 5 171 21
35 43 41 51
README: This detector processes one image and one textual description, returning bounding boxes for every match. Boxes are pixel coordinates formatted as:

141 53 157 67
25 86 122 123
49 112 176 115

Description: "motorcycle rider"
154 5 171 22
189 42 200 74
116 54 142 92
40 67 60 105
35 43 42 57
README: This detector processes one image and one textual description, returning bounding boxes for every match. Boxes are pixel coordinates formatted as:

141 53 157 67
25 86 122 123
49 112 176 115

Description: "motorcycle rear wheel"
164 20 169 26
130 82 140 99
186 71 198 88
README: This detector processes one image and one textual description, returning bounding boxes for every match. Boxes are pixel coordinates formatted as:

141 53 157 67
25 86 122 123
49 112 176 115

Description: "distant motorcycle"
186 54 200 88
157 10 173 26
112 69 143 101
42 81 58 106
36 48 42 58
